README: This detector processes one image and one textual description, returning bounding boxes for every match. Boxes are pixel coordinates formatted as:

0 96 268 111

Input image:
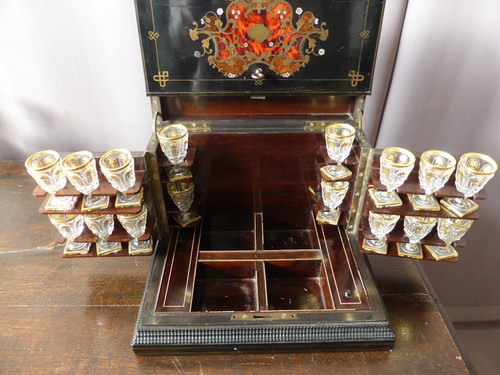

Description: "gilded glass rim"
459 152 498 175
99 149 133 172
25 150 60 172
157 123 188 141
61 151 95 171
381 147 416 168
420 150 456 170
324 123 355 138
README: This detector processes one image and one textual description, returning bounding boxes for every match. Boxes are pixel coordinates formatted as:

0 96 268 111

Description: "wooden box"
132 0 396 352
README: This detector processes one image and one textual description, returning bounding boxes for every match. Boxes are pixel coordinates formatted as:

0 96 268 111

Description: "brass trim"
231 312 298 321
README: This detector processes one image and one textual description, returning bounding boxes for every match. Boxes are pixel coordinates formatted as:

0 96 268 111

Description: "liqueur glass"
167 181 200 226
25 150 67 194
99 149 136 193
403 215 437 244
455 153 497 198
446 152 497 215
437 218 473 245
117 205 148 249
49 214 87 252
418 150 456 196
83 213 120 254
380 147 416 192
61 151 99 195
321 180 349 211
324 123 356 174
157 124 189 165
368 211 400 241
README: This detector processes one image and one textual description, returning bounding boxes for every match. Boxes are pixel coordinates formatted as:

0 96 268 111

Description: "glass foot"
63 241 91 255
397 242 423 259
316 209 340 225
167 167 193 182
116 188 144 208
424 244 458 261
172 212 201 227
408 194 440 211
362 238 388 254
129 238 153 255
45 195 78 211
369 188 402 208
320 164 352 181
96 241 122 256
440 197 478 217
82 195 110 212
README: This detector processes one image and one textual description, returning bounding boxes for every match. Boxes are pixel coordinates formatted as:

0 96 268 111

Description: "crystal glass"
321 180 349 211
83 213 115 243
437 218 473 245
403 215 437 244
99 149 135 193
25 150 67 194
324 123 355 165
455 153 497 198
167 181 195 212
49 214 87 252
61 151 99 195
368 211 400 240
380 147 415 192
418 150 456 196
157 124 189 165
117 205 148 247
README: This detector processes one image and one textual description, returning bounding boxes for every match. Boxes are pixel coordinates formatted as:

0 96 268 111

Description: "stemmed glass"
157 124 190 181
363 212 400 253
99 149 136 193
437 218 473 245
61 151 106 210
167 181 201 226
410 150 456 210
318 180 349 225
372 147 415 207
323 123 356 179
83 214 121 255
49 214 89 254
117 205 151 254
443 153 497 216
399 215 437 257
25 150 76 210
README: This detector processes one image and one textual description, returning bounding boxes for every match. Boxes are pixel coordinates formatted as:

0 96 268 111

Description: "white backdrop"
1 0 498 321
0 1 152 159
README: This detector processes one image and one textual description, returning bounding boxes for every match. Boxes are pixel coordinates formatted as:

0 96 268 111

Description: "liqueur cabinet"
130 0 488 352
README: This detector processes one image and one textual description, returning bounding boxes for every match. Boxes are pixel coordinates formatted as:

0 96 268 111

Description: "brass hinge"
231 312 298 321
184 121 212 133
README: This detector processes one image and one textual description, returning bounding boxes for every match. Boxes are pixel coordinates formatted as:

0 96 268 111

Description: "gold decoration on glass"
403 215 437 244
410 150 456 211
83 214 121 256
437 218 473 245
25 150 67 194
99 149 136 194
167 181 201 227
397 242 423 259
61 151 99 195
324 123 355 179
49 214 89 254
117 205 151 255
363 212 399 254
318 180 349 225
424 244 458 261
373 147 415 207
445 152 497 216
157 124 189 165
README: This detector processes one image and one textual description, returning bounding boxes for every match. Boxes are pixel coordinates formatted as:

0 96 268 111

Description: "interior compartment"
191 260 258 312
265 260 334 310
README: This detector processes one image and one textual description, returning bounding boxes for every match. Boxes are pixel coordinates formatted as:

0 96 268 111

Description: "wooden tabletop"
0 160 473 374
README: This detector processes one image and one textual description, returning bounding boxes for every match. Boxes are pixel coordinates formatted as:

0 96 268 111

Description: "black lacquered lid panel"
135 0 384 95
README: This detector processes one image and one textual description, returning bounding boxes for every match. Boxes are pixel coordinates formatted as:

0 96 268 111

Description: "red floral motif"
190 0 328 78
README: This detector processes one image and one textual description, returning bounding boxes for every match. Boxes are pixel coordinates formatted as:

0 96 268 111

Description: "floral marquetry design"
189 0 329 78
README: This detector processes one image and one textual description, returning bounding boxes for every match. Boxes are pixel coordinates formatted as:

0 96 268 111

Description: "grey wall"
1 1 498 322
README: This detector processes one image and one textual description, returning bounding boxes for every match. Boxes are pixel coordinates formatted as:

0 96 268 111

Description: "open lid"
135 0 385 95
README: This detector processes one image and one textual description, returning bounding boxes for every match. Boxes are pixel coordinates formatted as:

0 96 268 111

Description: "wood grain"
0 160 472 374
